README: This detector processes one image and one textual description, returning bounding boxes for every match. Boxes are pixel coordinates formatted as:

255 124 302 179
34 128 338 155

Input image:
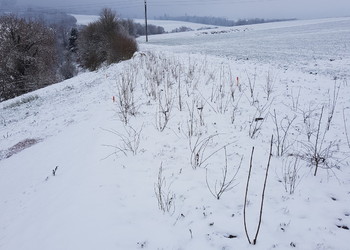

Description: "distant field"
72 14 220 32
133 19 219 32
71 14 99 25
140 17 350 79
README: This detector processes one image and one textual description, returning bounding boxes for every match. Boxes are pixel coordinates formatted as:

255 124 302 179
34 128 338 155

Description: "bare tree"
0 15 58 100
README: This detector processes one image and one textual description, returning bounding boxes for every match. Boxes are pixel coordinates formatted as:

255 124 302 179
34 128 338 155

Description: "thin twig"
314 106 324 176
343 108 350 149
253 135 273 244
243 146 254 245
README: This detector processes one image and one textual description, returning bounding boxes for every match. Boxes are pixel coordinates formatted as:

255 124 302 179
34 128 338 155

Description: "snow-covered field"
1 17 350 250
71 14 100 25
141 17 350 79
72 14 220 32
133 19 219 32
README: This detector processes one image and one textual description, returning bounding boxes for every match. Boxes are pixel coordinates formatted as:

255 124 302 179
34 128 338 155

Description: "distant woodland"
156 15 296 26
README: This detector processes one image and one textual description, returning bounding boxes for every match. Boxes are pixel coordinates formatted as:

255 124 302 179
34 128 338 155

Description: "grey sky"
14 0 350 19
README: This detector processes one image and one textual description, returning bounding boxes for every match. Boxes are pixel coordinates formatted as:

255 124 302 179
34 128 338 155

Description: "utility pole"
144 0 148 42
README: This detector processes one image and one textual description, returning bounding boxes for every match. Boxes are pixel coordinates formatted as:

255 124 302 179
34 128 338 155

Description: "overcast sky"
13 0 350 19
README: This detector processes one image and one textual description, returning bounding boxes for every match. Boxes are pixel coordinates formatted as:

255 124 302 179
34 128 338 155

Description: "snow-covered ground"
1 17 350 250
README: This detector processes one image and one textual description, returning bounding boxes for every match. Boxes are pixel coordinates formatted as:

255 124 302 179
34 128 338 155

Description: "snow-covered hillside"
1 17 350 250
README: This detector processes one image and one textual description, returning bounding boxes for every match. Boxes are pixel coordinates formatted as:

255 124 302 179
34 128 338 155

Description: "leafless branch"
343 108 350 149
243 135 273 245
271 109 297 156
326 81 340 131
206 147 242 200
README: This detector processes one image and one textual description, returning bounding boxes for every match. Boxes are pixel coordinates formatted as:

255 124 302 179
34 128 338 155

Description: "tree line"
157 15 296 27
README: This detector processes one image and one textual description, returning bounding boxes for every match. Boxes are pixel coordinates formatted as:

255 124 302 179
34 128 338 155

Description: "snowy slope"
1 18 350 250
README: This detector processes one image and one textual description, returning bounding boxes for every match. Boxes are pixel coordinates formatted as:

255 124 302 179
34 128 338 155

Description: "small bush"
59 59 77 80
171 26 193 33
77 8 138 71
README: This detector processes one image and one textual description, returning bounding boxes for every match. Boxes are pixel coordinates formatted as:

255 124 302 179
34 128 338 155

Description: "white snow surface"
1 17 350 250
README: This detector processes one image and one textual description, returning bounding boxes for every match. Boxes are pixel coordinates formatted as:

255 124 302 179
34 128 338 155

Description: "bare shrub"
77 22 104 71
246 70 257 101
248 108 269 139
271 109 297 156
208 65 232 114
189 134 217 169
154 163 176 214
116 69 138 125
290 87 301 112
59 58 77 80
297 106 341 176
156 85 174 132
177 67 183 111
186 99 197 138
326 81 340 131
263 71 276 101
230 90 243 124
77 8 138 71
206 147 242 200
300 140 340 176
280 156 302 195
248 95 273 139
108 32 138 63
102 124 143 157
185 96 205 138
